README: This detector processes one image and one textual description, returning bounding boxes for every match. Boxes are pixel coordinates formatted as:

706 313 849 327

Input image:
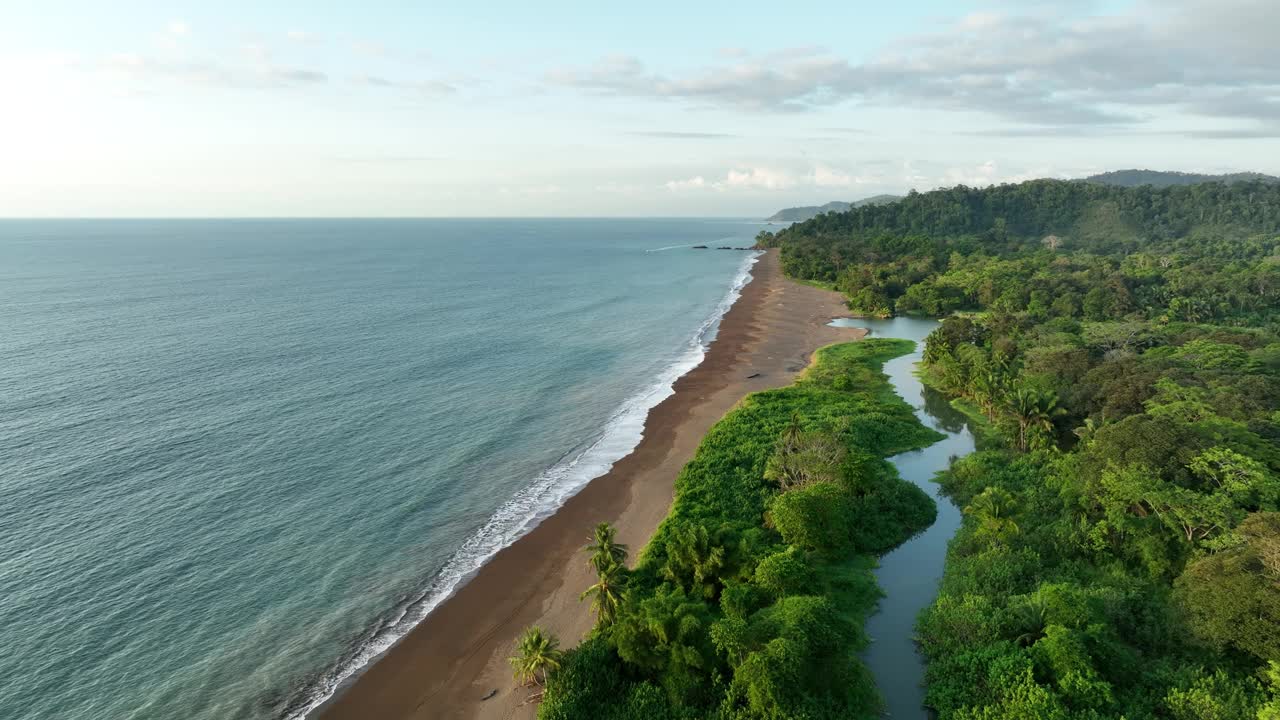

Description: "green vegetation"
760 178 1280 717
586 522 629 574
1085 169 1279 188
757 179 1280 325
510 626 565 687
537 340 943 719
581 522 630 627
919 316 1280 718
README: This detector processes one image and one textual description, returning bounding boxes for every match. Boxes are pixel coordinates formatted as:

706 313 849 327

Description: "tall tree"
963 486 1020 544
661 524 727 599
1003 387 1062 452
584 522 628 574
1175 513 1280 660
509 626 563 687
580 559 626 627
764 429 847 492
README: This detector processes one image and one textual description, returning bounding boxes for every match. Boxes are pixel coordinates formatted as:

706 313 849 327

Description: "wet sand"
317 249 863 720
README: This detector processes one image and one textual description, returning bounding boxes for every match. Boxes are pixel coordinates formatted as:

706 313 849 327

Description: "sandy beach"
317 249 864 720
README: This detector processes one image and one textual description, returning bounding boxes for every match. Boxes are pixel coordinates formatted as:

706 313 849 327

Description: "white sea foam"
290 250 762 720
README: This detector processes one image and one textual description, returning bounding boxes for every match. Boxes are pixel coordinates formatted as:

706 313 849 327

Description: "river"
830 316 978 718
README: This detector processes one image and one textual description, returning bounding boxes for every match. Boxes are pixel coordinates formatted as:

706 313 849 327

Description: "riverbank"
832 317 978 719
317 249 865 720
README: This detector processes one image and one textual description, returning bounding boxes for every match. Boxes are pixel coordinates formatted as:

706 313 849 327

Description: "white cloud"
724 167 797 189
941 160 1000 186
550 1 1280 135
499 184 562 196
167 20 190 37
664 167 814 192
595 182 643 195
659 161 1059 198
351 41 394 58
928 160 1070 188
99 52 328 90
350 75 457 96
52 38 461 101
809 165 863 188
241 43 271 63
664 176 708 191
901 160 930 188
956 12 1003 31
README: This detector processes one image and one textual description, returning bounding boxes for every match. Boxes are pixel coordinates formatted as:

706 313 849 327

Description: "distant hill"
767 194 901 223
768 201 851 222
1086 169 1279 188
768 175 1275 223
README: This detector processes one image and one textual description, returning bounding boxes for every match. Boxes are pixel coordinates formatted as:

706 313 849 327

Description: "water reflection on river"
830 316 978 719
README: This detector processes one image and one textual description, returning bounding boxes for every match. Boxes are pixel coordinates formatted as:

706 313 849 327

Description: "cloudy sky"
2 0 1277 217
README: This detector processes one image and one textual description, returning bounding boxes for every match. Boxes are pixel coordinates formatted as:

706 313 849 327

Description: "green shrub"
769 483 851 552
753 548 815 598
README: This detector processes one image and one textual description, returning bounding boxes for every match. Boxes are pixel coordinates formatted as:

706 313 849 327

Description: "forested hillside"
767 195 902 223
1087 169 1279 188
762 179 1280 718
758 180 1280 325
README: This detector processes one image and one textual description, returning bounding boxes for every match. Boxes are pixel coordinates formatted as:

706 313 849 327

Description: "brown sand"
317 249 863 720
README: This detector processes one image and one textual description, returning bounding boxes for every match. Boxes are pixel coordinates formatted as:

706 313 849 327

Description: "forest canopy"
758 179 1280 327
761 178 1280 719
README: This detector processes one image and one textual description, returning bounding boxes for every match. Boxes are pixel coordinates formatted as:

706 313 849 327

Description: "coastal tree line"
765 179 1280 717
917 313 1280 718
758 179 1280 327
511 177 1280 718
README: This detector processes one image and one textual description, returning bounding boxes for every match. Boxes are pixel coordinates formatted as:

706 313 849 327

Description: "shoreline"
291 250 759 718
316 249 864 720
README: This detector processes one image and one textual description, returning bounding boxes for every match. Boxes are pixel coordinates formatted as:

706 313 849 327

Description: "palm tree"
970 369 1006 421
1011 595 1049 647
580 559 626 627
509 626 563 686
779 412 804 453
964 486 1020 543
661 524 727 599
584 522 628 574
1072 417 1099 446
1003 387 1062 452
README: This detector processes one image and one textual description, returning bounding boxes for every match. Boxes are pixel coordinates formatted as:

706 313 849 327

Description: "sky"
1 0 1277 217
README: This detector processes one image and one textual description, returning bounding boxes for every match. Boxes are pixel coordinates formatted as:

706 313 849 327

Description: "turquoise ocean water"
0 219 759 720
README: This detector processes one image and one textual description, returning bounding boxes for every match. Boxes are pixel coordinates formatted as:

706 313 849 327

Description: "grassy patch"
794 277 839 293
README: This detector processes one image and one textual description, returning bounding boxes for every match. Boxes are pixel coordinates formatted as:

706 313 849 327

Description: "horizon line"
0 215 777 221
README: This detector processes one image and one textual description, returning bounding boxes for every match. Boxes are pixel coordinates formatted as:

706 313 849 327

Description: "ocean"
0 219 760 720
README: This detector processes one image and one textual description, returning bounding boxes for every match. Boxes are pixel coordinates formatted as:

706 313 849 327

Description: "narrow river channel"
830 316 978 718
